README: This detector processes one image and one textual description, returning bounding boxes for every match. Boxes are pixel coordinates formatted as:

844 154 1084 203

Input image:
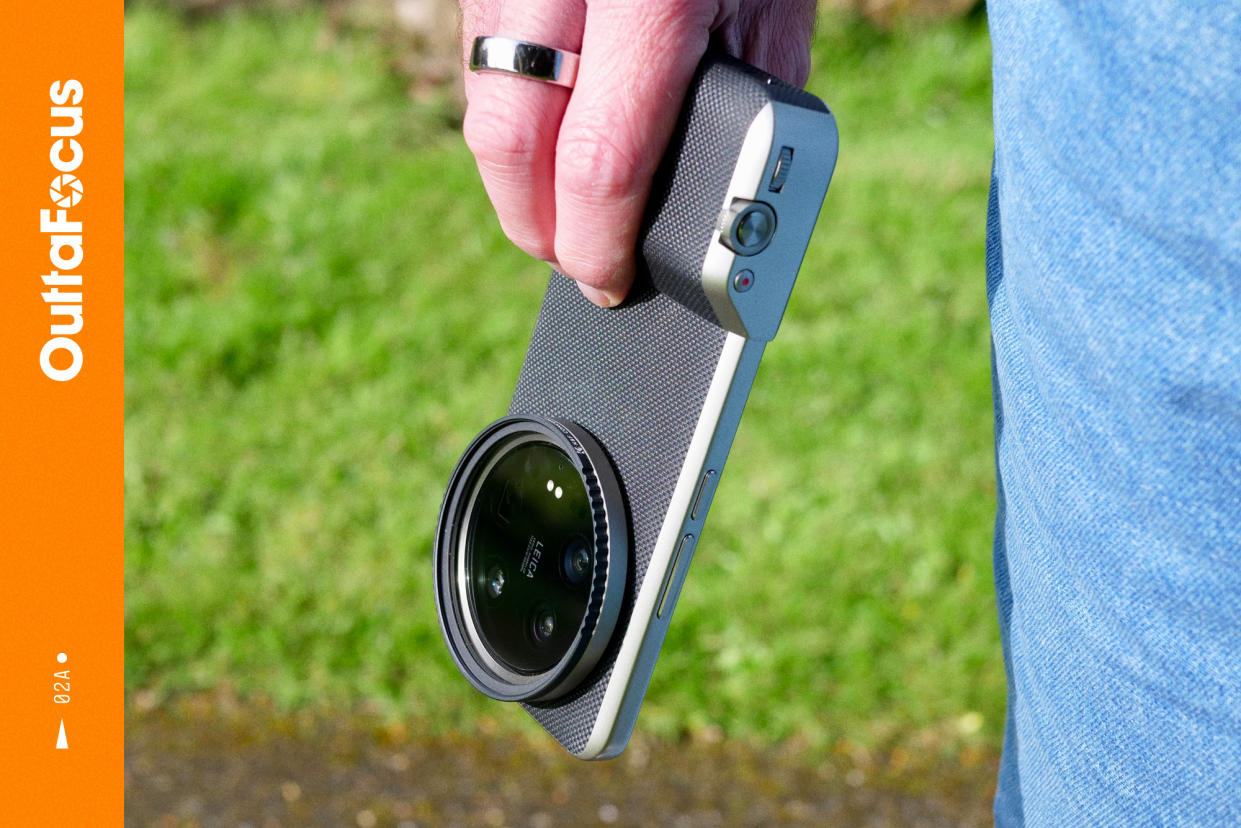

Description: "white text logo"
40 80 85 382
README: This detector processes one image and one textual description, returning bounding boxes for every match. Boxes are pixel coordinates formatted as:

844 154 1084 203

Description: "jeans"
986 2 1241 824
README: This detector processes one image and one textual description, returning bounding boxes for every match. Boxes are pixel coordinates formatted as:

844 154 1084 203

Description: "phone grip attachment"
638 52 838 341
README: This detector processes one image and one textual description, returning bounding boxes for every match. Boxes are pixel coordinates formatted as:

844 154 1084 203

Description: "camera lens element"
562 537 592 588
464 440 593 674
533 609 556 642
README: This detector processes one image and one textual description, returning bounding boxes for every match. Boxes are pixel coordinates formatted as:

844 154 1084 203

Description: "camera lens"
562 537 592 588
464 440 594 674
532 607 556 642
434 416 628 703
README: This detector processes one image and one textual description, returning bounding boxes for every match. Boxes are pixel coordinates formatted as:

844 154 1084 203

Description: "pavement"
125 697 997 827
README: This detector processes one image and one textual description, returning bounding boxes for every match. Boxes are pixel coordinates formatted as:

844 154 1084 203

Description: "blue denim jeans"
986 2 1241 824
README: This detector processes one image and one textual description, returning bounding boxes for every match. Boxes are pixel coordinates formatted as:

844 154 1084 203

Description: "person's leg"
986 3 1241 824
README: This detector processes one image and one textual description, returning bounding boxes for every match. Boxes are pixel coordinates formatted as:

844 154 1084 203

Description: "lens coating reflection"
466 441 594 674
485 566 505 599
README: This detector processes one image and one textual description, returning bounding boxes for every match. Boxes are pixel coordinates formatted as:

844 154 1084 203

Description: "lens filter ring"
434 416 628 702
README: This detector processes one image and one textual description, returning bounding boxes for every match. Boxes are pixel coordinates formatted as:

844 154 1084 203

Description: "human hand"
460 0 818 306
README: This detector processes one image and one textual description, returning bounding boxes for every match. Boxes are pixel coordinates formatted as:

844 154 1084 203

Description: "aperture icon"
49 173 83 208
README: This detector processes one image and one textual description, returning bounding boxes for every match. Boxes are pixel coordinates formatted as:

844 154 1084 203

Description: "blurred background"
124 0 998 824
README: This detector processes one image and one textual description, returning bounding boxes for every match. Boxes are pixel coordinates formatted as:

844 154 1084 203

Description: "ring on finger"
469 36 580 89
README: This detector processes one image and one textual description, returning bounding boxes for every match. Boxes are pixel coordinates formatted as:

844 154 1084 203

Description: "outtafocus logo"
40 79 86 382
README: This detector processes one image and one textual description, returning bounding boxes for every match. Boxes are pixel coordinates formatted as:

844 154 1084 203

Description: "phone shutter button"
691 469 718 521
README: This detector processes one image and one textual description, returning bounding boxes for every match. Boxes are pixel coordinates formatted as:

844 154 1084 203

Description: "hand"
460 0 818 306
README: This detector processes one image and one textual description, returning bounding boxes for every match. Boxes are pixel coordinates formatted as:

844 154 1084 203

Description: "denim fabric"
986 2 1241 824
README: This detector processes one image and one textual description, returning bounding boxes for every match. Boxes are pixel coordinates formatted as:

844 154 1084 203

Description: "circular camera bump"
433 416 628 703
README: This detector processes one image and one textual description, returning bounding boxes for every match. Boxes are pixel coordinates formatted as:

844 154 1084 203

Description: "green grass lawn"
124 5 1000 756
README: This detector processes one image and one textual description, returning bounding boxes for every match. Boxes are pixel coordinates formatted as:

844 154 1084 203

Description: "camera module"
435 416 628 702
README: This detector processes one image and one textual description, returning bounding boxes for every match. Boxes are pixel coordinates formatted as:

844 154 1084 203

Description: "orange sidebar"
0 3 124 822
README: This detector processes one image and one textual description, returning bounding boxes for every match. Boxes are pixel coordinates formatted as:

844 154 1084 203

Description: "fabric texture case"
508 53 812 753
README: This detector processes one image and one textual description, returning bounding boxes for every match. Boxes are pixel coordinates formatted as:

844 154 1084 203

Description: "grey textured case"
510 275 727 753
503 53 822 754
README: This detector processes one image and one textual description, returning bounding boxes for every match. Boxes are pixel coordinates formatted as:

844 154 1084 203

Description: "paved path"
126 701 995 826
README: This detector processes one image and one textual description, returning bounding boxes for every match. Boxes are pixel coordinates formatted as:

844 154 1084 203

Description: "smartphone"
434 51 838 759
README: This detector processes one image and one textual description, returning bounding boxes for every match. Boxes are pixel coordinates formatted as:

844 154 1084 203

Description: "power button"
691 469 718 521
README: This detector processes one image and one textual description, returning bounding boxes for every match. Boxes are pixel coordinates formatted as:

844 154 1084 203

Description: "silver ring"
470 36 580 89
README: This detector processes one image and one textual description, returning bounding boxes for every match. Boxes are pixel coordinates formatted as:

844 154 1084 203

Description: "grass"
124 5 1000 756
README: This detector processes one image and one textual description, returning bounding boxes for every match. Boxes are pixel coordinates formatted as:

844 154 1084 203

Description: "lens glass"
562 537 591 588
465 439 595 674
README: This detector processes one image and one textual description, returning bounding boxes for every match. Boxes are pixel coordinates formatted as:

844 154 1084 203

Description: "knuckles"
555 123 644 207
462 86 559 261
552 128 645 290
462 90 550 175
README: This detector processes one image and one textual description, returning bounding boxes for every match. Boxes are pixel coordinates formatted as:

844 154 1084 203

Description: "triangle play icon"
56 720 68 750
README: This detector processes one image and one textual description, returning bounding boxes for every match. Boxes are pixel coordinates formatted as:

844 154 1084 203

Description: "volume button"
657 534 696 619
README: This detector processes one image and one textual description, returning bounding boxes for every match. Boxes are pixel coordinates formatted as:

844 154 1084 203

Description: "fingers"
461 2 585 266
553 1 720 307
723 0 818 86
460 1 818 308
